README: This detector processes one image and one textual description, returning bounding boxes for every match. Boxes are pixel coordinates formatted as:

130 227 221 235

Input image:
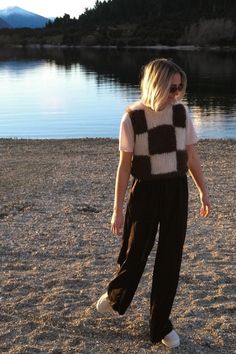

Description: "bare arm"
187 144 210 217
111 151 133 235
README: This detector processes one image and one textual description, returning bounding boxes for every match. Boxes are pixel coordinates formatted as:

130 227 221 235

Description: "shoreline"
0 137 235 141
0 139 235 353
10 43 236 50
4 43 236 52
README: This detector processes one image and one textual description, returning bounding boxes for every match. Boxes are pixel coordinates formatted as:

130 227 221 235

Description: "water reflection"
0 60 44 75
2 46 235 111
0 46 235 139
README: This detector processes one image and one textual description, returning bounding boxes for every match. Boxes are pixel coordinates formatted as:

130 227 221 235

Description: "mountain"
0 17 11 28
0 6 49 28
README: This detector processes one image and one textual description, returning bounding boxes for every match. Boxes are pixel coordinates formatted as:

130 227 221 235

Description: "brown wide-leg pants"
107 176 188 343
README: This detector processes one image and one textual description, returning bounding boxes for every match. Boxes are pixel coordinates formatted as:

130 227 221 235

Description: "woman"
96 58 210 348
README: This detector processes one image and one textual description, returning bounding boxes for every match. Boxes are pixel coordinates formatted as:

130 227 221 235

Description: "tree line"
1 0 236 46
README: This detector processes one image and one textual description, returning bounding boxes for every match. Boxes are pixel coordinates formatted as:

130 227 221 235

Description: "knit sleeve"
119 112 134 152
185 106 198 145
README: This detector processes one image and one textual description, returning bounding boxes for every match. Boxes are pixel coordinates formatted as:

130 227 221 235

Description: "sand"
0 138 235 354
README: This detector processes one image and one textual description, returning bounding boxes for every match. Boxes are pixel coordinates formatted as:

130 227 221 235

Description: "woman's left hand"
200 193 211 217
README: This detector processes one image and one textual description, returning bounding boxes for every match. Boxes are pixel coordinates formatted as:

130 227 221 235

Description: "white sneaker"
96 292 114 314
161 329 180 348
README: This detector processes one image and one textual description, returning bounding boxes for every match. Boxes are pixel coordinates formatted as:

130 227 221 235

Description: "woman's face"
166 73 183 103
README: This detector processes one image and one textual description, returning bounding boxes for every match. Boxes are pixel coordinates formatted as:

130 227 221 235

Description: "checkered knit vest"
128 104 188 180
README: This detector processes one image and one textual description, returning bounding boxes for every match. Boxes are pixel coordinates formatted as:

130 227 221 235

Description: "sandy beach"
0 138 235 354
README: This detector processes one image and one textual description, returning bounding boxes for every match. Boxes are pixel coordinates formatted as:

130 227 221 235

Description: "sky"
0 0 97 18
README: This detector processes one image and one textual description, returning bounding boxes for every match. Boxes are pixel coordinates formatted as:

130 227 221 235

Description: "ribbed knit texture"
128 104 188 179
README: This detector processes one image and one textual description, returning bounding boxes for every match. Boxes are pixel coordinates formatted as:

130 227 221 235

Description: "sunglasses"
169 83 184 93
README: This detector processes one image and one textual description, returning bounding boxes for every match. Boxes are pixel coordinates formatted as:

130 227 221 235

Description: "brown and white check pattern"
128 104 188 179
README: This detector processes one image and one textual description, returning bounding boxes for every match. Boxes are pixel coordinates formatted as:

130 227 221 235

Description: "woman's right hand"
111 151 132 236
111 210 124 236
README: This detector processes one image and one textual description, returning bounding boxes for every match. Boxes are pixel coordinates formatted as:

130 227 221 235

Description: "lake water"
0 46 236 139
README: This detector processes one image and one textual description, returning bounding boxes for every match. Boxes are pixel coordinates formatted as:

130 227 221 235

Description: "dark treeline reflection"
1 46 236 114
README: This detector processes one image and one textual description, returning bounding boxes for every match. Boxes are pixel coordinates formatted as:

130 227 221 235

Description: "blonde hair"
140 58 187 111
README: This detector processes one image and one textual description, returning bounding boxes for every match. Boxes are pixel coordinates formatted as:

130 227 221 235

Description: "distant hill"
0 0 236 47
0 17 11 28
45 0 236 46
0 6 49 28
75 0 236 46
